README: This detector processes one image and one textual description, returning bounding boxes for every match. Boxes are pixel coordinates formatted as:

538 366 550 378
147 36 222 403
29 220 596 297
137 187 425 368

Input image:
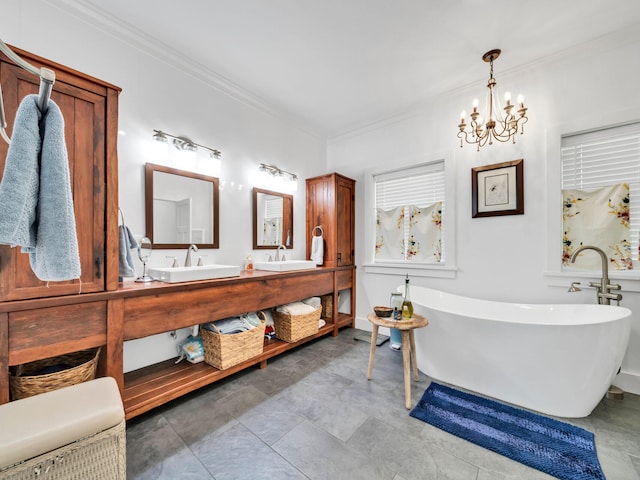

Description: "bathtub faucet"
569 245 622 305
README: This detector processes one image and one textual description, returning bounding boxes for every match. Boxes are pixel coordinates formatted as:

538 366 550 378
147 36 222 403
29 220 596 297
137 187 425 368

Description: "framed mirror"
252 188 293 249
145 163 219 248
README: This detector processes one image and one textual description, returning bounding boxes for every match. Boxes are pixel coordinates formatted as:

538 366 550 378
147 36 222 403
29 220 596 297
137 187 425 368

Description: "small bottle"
390 292 403 321
244 254 254 272
402 274 413 319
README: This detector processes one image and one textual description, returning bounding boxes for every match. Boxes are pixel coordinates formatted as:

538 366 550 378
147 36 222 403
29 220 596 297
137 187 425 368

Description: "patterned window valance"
376 202 442 262
562 183 632 270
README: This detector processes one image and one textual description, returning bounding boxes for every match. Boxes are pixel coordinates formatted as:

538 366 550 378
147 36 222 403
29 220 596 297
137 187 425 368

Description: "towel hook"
313 225 323 237
0 38 56 144
118 207 125 226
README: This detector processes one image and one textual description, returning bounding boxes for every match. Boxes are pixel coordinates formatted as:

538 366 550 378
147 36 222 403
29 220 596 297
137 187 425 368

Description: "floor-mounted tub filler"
409 286 631 418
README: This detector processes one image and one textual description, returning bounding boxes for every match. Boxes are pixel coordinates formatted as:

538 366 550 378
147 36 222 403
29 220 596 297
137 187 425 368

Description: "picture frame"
471 159 524 218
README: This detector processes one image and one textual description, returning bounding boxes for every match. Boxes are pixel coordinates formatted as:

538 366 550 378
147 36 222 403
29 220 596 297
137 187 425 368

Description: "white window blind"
264 197 282 219
561 122 640 265
374 161 445 260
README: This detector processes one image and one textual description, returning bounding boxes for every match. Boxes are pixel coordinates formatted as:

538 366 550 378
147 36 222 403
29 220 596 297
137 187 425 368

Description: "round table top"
367 312 428 330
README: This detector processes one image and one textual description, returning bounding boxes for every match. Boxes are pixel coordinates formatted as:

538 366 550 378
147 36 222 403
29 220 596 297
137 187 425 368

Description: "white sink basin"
254 260 317 272
149 264 241 283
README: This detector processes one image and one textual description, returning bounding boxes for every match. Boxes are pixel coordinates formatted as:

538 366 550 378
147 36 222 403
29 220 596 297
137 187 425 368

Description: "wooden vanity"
0 46 357 420
0 266 355 419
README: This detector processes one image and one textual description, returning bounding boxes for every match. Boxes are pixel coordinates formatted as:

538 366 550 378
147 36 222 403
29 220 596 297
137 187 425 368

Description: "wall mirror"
145 163 219 248
252 187 293 249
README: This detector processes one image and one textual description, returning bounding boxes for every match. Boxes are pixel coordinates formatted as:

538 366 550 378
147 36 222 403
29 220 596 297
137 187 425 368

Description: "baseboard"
354 316 372 332
355 316 391 336
612 371 640 395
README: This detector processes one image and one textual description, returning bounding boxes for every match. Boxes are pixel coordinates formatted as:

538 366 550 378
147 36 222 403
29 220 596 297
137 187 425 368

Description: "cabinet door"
336 177 354 266
306 176 336 266
0 62 106 300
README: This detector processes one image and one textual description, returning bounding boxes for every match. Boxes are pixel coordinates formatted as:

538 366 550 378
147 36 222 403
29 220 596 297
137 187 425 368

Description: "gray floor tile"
126 413 213 479
126 327 640 480
348 416 478 480
273 420 394 480
192 422 308 479
237 394 307 445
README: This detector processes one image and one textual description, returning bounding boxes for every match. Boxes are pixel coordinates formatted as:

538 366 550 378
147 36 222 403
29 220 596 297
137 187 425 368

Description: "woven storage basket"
9 348 100 400
320 294 342 319
201 314 266 370
272 305 322 343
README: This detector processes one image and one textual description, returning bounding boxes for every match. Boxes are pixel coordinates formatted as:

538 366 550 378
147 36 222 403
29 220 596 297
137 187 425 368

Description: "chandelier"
457 49 528 151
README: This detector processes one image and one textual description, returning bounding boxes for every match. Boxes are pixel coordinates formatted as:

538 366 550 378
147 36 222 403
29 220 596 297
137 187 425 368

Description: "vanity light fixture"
457 49 528 151
259 163 297 182
258 163 298 192
152 129 221 159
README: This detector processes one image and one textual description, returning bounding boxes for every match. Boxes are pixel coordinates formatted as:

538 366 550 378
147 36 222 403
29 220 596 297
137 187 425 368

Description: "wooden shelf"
123 323 338 419
336 312 354 329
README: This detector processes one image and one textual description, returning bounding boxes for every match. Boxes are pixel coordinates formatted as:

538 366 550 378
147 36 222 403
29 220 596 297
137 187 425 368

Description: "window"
374 161 445 262
561 122 640 269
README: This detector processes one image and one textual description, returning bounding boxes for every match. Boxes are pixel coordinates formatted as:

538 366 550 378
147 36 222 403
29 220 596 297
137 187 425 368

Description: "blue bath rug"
410 382 605 480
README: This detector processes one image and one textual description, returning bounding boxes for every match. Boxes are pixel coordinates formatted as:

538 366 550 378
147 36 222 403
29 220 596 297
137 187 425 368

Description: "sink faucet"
569 245 622 305
275 244 286 262
185 244 198 267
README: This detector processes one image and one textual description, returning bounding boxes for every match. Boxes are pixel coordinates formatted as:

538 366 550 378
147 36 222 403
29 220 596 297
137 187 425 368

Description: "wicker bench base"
0 419 126 480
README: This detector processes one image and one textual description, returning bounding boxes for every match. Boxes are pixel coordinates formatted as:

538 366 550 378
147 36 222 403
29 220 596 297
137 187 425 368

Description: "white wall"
3 2 640 393
328 27 640 394
0 2 326 371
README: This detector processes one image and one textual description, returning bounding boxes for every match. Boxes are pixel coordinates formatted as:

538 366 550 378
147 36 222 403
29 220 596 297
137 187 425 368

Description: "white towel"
302 296 321 309
277 302 316 316
310 235 324 265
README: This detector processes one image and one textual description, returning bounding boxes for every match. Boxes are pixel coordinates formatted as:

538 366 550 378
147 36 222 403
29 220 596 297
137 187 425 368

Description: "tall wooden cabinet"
0 46 120 301
305 173 355 267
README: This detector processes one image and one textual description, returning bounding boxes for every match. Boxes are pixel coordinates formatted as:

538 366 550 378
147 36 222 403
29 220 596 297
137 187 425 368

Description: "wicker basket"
9 348 101 400
201 315 266 370
272 306 322 343
321 294 340 319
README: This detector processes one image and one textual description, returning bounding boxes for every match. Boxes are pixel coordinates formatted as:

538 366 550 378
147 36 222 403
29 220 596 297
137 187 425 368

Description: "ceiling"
65 0 640 138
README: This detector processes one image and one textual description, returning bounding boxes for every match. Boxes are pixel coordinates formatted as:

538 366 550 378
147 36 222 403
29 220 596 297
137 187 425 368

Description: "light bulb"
517 94 524 106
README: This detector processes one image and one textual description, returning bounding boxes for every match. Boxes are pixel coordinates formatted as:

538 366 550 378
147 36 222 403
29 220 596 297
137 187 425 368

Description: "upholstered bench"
0 377 125 479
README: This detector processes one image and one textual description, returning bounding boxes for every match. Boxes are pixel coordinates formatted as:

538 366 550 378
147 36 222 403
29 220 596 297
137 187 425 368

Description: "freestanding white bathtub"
408 286 632 418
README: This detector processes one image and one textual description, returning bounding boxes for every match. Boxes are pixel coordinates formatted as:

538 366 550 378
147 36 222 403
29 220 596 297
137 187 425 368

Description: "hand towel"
310 234 324 265
277 301 316 316
302 296 321 309
0 95 41 249
118 224 139 277
0 95 81 281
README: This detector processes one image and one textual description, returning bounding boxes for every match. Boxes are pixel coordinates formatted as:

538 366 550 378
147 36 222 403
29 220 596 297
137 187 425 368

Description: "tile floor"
126 328 640 479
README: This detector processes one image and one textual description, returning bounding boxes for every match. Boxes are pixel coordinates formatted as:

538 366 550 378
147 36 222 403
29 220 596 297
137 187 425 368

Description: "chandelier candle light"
457 49 528 151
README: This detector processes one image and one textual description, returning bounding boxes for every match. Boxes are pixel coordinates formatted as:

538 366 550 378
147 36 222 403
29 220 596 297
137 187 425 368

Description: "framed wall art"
471 159 524 218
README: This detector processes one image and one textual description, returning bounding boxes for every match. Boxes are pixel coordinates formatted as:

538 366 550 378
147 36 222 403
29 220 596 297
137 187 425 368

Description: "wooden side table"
366 313 428 409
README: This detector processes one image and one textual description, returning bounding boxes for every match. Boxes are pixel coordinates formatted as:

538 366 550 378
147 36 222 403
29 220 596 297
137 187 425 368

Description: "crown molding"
44 0 325 140
329 21 640 143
